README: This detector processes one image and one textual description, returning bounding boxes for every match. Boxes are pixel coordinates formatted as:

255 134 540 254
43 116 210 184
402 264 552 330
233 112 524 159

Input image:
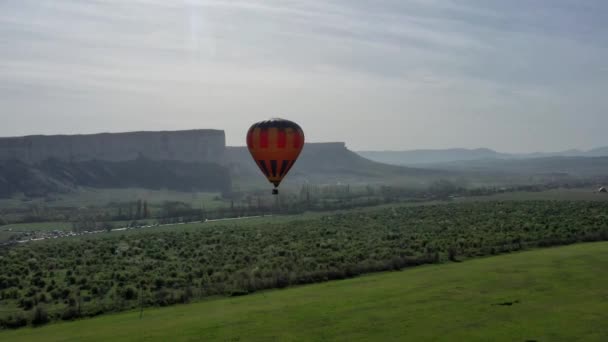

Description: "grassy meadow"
1 242 607 341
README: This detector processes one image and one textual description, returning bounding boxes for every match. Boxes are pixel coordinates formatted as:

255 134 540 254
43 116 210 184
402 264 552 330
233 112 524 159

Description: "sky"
1 0 607 153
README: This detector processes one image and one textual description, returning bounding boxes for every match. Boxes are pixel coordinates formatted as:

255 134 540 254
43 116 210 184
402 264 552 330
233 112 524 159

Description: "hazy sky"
1 0 607 152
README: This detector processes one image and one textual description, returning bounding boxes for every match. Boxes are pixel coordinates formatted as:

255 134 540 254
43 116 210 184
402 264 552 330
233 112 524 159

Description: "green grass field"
0 188 225 209
2 242 607 341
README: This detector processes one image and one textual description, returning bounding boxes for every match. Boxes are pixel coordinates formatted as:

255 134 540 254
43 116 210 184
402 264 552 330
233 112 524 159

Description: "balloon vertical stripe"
270 160 278 177
258 160 270 177
279 160 289 176
277 129 286 148
259 130 269 148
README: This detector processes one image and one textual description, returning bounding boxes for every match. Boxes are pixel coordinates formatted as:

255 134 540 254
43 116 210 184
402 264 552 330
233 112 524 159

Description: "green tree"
123 286 137 300
143 200 149 218
136 199 143 219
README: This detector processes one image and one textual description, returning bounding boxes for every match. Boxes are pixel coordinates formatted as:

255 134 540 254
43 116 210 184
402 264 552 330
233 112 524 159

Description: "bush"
19 297 35 310
0 313 28 329
122 286 137 301
61 307 79 321
31 306 50 326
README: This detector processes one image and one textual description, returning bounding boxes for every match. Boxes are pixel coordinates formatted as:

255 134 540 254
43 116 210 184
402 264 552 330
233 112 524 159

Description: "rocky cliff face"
0 130 225 164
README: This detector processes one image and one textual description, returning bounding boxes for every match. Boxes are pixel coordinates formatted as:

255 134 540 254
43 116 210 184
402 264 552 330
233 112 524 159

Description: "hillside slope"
425 156 608 178
0 130 459 197
2 242 606 341
0 141 452 197
358 148 509 165
226 142 449 188
0 158 231 198
358 146 608 166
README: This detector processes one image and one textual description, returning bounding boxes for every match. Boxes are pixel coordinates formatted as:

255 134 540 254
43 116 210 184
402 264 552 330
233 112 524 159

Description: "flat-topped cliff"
0 131 446 197
0 130 225 164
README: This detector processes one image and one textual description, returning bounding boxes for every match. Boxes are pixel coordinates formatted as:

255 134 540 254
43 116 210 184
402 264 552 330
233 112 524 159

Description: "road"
0 214 275 247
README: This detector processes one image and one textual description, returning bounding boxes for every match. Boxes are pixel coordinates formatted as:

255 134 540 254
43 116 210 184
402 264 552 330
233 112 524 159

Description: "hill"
226 142 450 188
358 146 608 166
0 158 231 197
358 148 509 165
2 242 606 341
424 156 608 178
0 130 457 197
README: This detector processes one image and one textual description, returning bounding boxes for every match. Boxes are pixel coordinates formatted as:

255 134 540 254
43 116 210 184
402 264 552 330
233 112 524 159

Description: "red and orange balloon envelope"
246 118 304 194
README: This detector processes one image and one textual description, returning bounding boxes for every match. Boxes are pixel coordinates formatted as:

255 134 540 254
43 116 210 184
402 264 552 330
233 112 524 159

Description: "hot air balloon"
246 118 304 195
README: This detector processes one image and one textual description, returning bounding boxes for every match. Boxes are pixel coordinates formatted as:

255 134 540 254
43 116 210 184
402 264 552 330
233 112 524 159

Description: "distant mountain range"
357 147 608 166
1 129 607 199
0 135 451 198
421 156 608 179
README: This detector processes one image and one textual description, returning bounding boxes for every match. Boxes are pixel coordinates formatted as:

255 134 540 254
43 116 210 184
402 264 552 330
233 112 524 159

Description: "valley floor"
2 242 607 341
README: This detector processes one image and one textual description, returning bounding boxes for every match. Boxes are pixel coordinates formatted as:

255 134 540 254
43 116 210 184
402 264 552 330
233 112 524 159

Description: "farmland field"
1 242 607 341
1 200 608 330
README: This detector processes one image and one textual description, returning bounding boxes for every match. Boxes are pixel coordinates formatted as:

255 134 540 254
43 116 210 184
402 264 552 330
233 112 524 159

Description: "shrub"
122 286 137 301
31 306 50 326
0 313 28 329
61 307 79 321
